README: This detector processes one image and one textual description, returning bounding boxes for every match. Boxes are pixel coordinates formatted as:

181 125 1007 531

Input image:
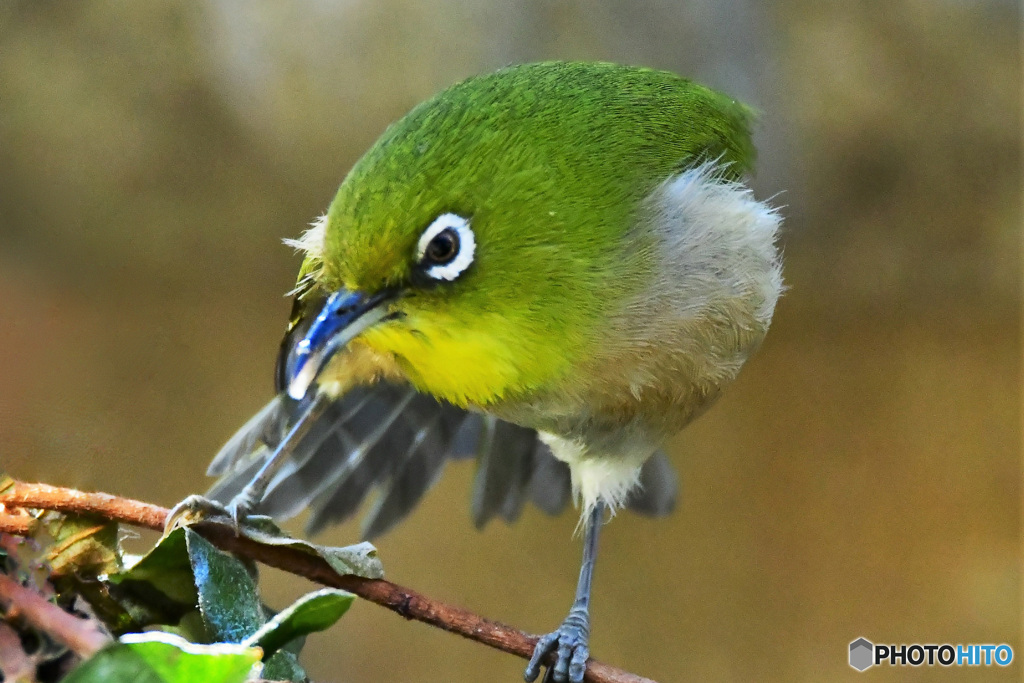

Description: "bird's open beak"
285 289 396 400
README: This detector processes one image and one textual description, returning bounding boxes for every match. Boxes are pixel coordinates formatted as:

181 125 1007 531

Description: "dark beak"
284 289 396 400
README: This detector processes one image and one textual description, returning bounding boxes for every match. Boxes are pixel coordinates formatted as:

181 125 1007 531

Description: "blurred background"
0 1 1019 681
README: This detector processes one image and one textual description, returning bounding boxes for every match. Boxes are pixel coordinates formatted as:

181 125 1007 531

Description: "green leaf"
64 632 260 683
107 528 196 606
262 649 307 683
184 529 264 644
101 527 199 630
243 588 354 656
237 516 384 579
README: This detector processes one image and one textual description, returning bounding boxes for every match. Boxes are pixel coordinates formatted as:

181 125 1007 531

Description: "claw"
524 632 559 681
524 608 591 683
569 641 589 682
222 487 260 532
164 475 268 539
163 493 253 537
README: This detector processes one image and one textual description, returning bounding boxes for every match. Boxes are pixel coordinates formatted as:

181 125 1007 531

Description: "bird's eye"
424 229 459 265
416 213 475 282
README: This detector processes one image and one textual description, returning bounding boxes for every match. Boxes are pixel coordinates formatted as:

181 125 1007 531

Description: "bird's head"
282 62 755 409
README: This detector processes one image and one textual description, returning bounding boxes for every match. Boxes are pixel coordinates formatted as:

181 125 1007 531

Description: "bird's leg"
165 393 329 534
525 501 605 683
225 392 329 521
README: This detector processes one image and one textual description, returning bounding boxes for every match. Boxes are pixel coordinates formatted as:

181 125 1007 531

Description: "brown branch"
1 482 168 530
0 571 110 657
0 480 655 683
0 513 35 537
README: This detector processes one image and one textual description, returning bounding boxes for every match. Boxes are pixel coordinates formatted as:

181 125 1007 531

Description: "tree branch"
0 480 656 683
0 513 34 536
0 570 110 657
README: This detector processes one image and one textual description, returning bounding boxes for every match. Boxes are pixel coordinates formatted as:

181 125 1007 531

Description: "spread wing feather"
206 383 677 539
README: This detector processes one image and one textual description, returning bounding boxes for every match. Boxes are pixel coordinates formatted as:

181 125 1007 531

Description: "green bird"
202 61 782 682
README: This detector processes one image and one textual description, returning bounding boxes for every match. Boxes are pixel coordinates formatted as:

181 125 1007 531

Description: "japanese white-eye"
203 61 782 683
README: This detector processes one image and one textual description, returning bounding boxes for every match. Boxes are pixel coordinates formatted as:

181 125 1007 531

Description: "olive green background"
1 2 1019 681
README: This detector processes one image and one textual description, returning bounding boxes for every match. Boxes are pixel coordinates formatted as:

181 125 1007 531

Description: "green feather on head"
288 62 767 415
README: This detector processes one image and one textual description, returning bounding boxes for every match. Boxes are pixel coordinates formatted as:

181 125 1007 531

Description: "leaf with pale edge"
63 632 260 683
243 588 354 657
237 515 384 579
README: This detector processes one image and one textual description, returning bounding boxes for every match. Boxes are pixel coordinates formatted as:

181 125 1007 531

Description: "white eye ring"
416 213 475 281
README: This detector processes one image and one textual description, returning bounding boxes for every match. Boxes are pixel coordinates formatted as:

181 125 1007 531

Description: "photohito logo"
849 638 1013 671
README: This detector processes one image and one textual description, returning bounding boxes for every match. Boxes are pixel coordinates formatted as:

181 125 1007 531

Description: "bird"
199 61 782 683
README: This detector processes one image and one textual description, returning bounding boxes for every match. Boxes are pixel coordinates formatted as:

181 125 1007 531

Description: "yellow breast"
350 312 573 409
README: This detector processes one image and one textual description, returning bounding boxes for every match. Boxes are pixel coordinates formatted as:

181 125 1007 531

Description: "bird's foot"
524 605 590 683
163 492 256 537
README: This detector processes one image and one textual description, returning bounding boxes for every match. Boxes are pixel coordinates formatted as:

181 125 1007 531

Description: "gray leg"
164 393 329 533
525 501 605 683
224 392 329 521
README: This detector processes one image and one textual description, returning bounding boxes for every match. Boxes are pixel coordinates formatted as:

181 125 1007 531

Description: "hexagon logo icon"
849 638 874 671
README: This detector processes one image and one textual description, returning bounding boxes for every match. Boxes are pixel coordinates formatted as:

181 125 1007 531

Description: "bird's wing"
206 384 677 539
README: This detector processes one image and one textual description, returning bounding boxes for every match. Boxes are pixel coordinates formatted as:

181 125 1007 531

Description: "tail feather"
625 451 678 516
527 442 572 516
